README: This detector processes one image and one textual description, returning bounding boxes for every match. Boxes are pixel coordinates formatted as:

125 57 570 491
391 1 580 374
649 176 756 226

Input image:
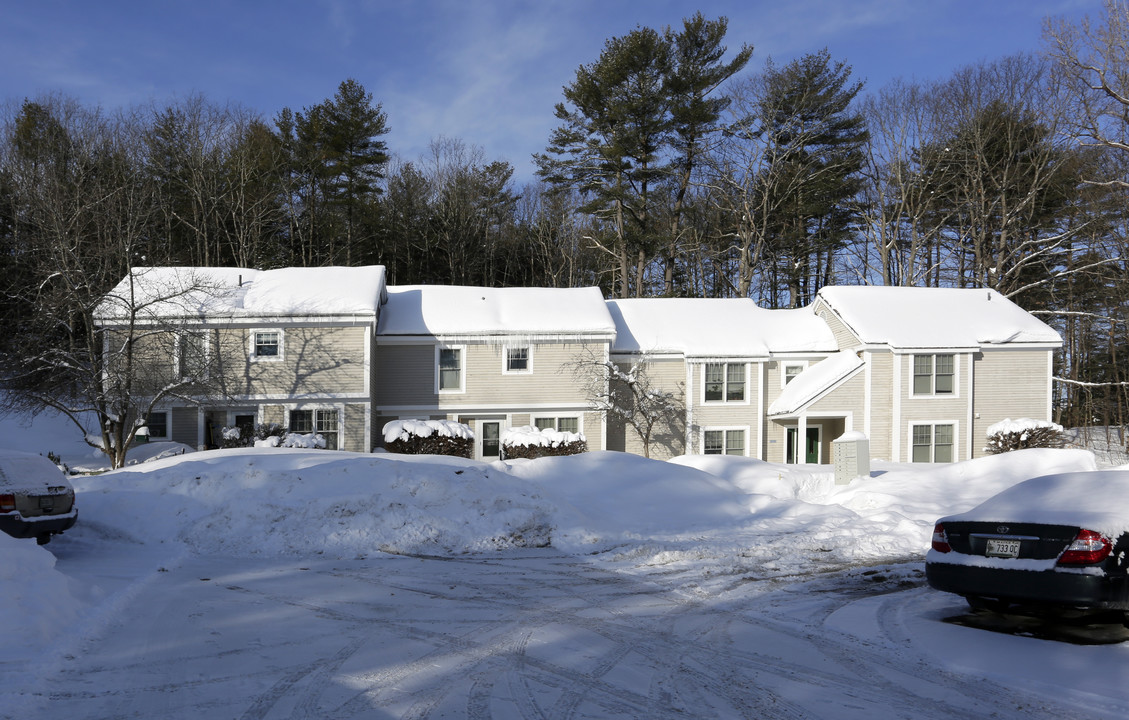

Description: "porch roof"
768 350 864 416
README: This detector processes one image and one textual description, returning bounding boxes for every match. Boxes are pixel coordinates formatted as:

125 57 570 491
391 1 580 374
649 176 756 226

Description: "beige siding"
971 348 1052 457
815 307 860 350
867 352 894 461
213 326 367 397
344 403 367 452
583 411 605 452
262 404 285 427
690 360 760 457
375 345 438 406
451 342 599 407
898 352 972 461
617 357 686 459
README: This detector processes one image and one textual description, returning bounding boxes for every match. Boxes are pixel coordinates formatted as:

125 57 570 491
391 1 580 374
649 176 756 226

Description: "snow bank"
0 533 82 662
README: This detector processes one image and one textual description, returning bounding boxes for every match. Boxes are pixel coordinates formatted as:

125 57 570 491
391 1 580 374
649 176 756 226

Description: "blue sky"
0 0 1096 184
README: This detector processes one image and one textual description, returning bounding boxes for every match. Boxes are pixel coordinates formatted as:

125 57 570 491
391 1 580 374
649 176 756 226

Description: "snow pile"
74 449 553 556
383 419 474 443
503 424 585 448
0 533 82 647
0 437 1103 688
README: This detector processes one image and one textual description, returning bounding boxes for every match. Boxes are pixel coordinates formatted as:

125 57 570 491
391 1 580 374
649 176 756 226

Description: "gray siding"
171 406 198 447
344 403 367 452
375 345 438 406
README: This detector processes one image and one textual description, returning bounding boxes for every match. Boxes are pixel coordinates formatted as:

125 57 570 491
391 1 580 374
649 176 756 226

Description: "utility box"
832 431 870 485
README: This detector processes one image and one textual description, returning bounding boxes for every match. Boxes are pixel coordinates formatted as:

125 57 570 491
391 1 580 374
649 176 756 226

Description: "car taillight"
0 494 14 512
1057 529 1112 565
931 523 951 553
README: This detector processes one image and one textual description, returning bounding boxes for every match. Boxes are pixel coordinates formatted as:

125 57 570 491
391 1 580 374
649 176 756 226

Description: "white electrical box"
832 431 870 485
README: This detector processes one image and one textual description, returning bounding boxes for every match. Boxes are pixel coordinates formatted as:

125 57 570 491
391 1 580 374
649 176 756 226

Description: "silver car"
0 449 77 545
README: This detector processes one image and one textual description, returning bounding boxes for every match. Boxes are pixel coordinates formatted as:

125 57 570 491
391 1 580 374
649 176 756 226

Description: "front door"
480 421 501 460
786 427 822 464
804 427 820 463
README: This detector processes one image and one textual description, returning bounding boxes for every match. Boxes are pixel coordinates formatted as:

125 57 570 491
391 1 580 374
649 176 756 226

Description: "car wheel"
966 595 1009 613
35 533 51 546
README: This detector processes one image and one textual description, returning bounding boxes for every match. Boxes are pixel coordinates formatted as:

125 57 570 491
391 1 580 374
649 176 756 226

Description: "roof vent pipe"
238 274 243 287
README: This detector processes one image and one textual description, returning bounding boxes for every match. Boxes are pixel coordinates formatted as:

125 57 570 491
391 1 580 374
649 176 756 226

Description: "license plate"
985 538 1021 558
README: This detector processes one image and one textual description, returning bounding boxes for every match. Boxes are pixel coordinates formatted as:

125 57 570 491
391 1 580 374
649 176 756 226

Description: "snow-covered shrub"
254 423 287 443
501 425 587 460
384 419 473 458
985 418 1066 454
220 426 245 449
252 426 326 450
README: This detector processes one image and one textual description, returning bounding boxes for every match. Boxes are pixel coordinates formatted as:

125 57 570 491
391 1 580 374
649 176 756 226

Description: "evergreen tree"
755 50 868 307
663 13 752 295
536 25 672 297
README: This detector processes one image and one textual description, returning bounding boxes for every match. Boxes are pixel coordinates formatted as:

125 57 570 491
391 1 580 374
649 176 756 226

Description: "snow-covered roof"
816 286 1061 349
95 266 387 322
768 350 864 416
608 299 837 358
378 285 616 339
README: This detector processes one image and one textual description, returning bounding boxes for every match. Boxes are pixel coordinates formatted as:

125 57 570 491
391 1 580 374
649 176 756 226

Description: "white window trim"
175 331 211 379
780 361 809 388
907 420 959 463
287 404 343 449
249 328 284 362
700 426 749 456
530 414 583 435
502 345 534 375
908 353 960 399
436 344 466 394
700 362 751 406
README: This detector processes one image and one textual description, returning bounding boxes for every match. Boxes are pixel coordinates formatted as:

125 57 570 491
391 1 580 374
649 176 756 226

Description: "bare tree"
571 349 685 458
1045 1 1129 188
0 98 230 468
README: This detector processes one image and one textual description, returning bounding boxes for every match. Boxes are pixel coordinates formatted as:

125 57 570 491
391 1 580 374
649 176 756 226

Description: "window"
912 354 954 395
703 428 745 455
504 346 531 373
912 423 954 463
704 362 746 402
145 411 168 439
782 362 806 386
252 330 281 360
290 408 339 450
438 347 463 392
534 416 580 434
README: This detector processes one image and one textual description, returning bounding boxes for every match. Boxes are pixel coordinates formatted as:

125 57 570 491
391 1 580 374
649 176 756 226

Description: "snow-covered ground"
1 410 1127 719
